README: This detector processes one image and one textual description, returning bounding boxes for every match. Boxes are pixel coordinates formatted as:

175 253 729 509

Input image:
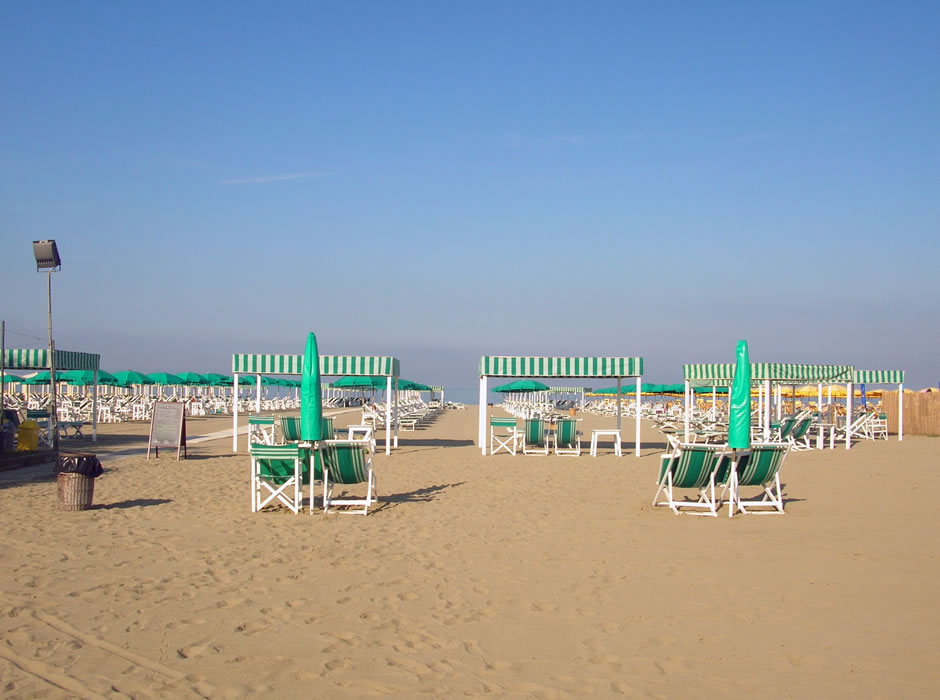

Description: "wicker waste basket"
57 472 95 511
56 453 103 511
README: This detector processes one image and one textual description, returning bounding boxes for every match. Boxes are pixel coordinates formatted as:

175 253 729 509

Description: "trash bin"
569 407 577 417
16 420 39 451
56 453 103 511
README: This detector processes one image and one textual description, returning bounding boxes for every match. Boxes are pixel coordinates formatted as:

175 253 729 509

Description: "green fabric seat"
522 418 549 455
653 443 728 516
279 415 333 443
320 442 377 515
727 442 790 516
553 418 581 456
250 443 313 514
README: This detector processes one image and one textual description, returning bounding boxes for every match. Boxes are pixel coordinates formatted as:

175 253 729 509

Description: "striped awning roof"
854 370 904 384
3 348 100 371
684 363 855 386
233 354 400 377
480 356 643 378
548 386 590 393
430 385 445 392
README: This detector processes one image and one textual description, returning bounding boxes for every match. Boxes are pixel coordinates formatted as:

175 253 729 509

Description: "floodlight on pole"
33 240 61 450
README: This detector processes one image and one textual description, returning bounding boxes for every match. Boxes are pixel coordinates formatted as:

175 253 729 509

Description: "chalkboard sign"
147 402 187 460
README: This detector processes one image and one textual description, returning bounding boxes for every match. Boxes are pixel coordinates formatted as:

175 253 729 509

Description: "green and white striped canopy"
548 386 590 393
684 363 855 387
854 370 904 384
430 385 445 392
3 348 100 371
232 353 400 377
480 356 643 378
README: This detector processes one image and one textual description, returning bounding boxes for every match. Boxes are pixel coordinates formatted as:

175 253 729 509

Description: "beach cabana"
683 363 856 446
478 356 644 456
2 348 102 441
853 370 905 441
232 353 401 454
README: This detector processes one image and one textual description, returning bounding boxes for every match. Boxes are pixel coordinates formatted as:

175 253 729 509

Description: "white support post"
775 384 782 421
635 375 641 456
616 377 622 433
763 379 771 441
845 382 853 449
684 380 691 443
818 383 823 413
255 374 262 413
898 383 904 441
92 369 98 441
393 376 399 450
385 375 393 455
478 375 487 454
232 372 240 452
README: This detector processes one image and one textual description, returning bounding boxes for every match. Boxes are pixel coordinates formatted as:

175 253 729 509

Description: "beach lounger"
250 443 312 514
553 417 581 456
522 418 550 456
725 442 790 516
489 416 520 456
788 417 814 451
321 441 377 516
653 443 729 516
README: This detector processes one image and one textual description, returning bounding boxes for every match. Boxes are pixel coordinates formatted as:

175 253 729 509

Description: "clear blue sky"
2 1 937 399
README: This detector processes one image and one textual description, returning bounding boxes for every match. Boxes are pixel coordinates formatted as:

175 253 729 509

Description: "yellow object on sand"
16 420 39 451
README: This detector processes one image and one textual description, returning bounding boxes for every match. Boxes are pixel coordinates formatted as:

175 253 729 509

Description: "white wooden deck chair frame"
250 444 306 514
725 442 790 516
248 416 276 445
489 417 520 456
653 443 728 517
321 441 377 516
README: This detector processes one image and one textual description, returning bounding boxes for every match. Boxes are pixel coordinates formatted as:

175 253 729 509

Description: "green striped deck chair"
772 416 797 442
248 415 276 445
489 416 520 456
280 416 302 442
320 441 377 515
278 416 334 443
726 442 790 516
553 418 581 456
653 443 728 516
789 417 814 451
250 443 316 514
522 418 549 455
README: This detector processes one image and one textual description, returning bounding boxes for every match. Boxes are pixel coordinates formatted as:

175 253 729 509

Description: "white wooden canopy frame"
478 356 644 456
232 354 401 455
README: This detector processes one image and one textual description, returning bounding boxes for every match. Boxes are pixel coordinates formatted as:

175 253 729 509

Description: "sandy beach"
1 408 937 698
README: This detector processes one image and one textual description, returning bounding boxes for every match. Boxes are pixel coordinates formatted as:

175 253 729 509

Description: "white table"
590 429 622 457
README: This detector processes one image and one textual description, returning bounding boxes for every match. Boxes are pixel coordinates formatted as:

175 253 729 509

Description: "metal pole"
48 270 58 450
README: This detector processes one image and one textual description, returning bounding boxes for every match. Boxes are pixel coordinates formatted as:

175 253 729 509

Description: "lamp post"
33 240 61 450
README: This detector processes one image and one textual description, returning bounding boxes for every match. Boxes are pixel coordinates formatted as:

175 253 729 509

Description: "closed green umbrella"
300 332 323 442
728 340 751 450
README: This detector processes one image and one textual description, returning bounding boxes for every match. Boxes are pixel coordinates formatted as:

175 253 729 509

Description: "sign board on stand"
147 401 187 460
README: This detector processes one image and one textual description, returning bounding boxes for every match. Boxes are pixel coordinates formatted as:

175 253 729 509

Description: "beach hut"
231 353 401 454
478 356 644 456
683 363 858 446
852 370 905 440
2 348 102 441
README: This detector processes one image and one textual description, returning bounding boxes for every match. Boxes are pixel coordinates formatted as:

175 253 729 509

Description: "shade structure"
204 373 232 386
300 332 323 442
331 376 388 390
60 370 118 386
113 370 155 387
2 374 23 384
492 379 550 393
147 372 183 386
176 372 208 385
397 379 432 392
22 371 52 385
728 340 752 450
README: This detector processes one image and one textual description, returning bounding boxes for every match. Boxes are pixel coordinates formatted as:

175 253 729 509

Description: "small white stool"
590 429 622 457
